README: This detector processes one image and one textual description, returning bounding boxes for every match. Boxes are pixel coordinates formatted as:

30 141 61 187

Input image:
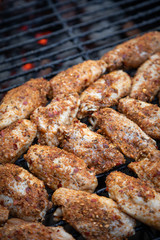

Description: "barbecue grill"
0 0 160 239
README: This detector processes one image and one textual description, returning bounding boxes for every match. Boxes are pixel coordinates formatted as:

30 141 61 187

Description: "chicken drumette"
0 78 51 130
52 188 136 240
24 144 97 192
0 205 9 226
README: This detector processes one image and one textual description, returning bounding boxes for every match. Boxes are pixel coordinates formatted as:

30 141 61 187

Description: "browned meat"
52 188 136 240
106 171 160 230
60 119 125 174
78 70 131 119
0 78 51 130
130 52 160 102
0 218 75 240
118 97 160 140
0 119 37 164
50 60 107 97
92 108 157 159
101 31 160 71
31 93 79 146
0 205 9 226
0 164 51 222
24 145 97 192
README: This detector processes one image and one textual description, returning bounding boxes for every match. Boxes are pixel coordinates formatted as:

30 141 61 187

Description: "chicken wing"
106 171 160 230
130 52 160 102
101 31 160 71
31 93 80 146
0 205 9 226
52 188 135 240
0 78 51 130
0 164 51 222
78 70 131 119
0 119 37 164
60 119 125 174
92 108 157 159
118 97 160 140
24 144 97 192
50 60 107 97
0 218 75 240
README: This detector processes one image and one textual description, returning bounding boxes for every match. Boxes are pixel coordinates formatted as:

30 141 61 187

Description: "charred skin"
0 205 9 226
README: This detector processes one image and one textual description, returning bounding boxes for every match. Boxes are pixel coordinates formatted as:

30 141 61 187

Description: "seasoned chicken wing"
78 70 131 119
24 144 97 192
106 171 160 230
130 52 160 102
0 78 51 130
0 119 37 164
0 205 9 226
60 119 125 174
118 97 160 140
92 108 157 159
52 188 136 240
31 93 80 146
50 60 107 97
0 218 75 240
0 164 51 222
101 31 160 71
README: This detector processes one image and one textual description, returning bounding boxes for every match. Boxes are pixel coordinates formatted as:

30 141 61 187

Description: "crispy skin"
0 164 51 222
78 70 131 119
101 31 160 71
24 145 97 192
52 188 135 240
0 218 75 240
0 119 37 164
106 171 160 230
0 205 9 226
60 119 125 174
0 78 51 130
118 97 160 140
92 108 157 159
50 60 107 97
130 52 160 102
31 93 80 146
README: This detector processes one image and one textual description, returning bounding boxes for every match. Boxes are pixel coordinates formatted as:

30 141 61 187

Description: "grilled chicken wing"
78 70 131 119
60 119 125 174
0 164 51 222
130 52 160 102
0 205 9 226
0 119 37 164
52 188 135 240
31 93 80 146
106 171 160 230
118 97 160 140
50 60 107 97
0 218 75 240
24 144 97 192
92 108 157 159
0 78 51 130
101 31 160 71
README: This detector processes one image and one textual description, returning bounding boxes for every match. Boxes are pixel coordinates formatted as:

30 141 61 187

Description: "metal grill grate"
0 0 160 239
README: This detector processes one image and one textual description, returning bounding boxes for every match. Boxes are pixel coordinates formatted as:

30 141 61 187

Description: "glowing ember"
22 63 34 71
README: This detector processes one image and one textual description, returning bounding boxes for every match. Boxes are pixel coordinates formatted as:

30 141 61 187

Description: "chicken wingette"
92 108 157 159
0 218 75 240
78 70 131 119
106 171 160 230
52 188 136 240
118 97 160 140
50 60 107 97
60 119 125 174
101 31 160 71
0 119 37 164
0 78 51 130
130 52 160 102
0 205 9 226
31 93 80 146
0 164 51 222
24 145 97 192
